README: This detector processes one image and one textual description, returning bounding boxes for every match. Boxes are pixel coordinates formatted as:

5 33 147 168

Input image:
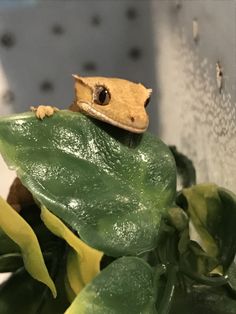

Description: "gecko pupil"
94 86 110 105
99 89 108 103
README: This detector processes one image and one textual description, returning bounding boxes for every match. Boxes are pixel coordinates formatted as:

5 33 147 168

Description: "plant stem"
158 265 177 314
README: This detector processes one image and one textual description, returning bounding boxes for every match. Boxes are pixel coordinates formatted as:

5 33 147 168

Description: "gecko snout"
127 111 149 132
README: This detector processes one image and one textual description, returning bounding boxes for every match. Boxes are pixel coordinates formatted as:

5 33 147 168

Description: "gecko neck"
90 117 143 148
69 101 143 148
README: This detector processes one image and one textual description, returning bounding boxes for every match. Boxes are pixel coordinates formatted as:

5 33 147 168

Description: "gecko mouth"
78 102 148 134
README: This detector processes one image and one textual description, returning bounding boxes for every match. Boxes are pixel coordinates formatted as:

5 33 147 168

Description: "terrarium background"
0 1 235 202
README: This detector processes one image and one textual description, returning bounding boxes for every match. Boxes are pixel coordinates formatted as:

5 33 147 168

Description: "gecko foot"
31 105 59 120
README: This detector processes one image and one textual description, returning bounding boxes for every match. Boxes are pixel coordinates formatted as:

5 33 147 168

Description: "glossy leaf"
0 111 176 256
0 197 56 296
65 257 157 314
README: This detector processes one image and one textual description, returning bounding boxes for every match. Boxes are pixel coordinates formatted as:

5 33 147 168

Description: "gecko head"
72 75 151 134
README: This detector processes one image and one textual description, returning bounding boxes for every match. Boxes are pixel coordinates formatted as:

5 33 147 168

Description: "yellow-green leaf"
40 206 103 298
177 184 236 275
183 184 219 258
66 249 85 299
0 197 56 297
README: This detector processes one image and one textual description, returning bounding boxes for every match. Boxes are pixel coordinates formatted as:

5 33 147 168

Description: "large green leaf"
65 256 157 314
0 111 176 256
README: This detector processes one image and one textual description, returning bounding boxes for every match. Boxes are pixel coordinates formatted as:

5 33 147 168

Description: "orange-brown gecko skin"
72 75 152 134
7 76 152 211
7 177 35 212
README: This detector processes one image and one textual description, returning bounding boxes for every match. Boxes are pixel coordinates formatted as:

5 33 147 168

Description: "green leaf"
168 146 196 188
65 257 157 314
217 188 236 269
177 184 236 276
0 268 46 314
0 253 23 272
227 261 236 296
0 228 20 255
0 266 69 314
0 111 176 256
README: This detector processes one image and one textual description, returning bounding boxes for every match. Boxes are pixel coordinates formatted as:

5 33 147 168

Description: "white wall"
152 0 236 191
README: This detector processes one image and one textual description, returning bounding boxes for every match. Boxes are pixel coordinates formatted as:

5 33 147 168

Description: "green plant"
0 111 235 313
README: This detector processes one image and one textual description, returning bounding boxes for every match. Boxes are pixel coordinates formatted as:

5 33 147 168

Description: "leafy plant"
0 111 235 313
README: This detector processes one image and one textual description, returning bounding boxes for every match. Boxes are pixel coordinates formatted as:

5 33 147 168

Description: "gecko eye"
94 86 111 105
144 97 151 107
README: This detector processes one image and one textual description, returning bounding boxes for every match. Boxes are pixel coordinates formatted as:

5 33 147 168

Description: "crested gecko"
32 75 152 133
8 76 152 211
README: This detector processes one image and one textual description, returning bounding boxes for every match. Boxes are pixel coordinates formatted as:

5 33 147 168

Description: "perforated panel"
0 1 235 192
0 0 156 199
152 0 236 191
0 1 156 115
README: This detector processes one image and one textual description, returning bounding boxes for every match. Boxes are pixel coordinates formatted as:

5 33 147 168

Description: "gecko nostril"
130 117 135 122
